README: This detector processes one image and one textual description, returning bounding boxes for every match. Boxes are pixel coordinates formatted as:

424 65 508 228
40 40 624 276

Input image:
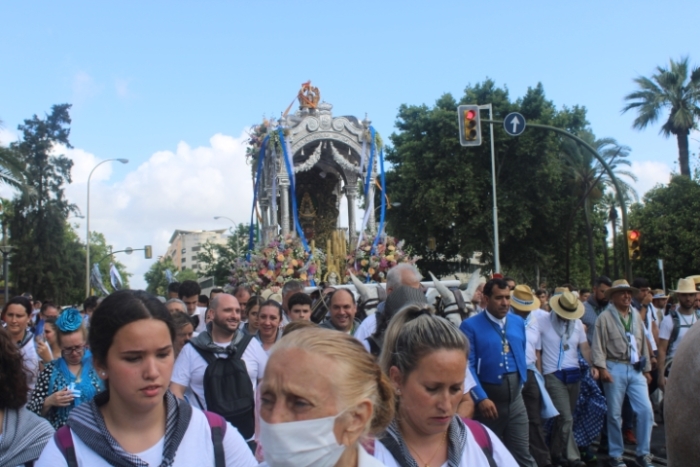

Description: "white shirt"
35 407 258 467
354 313 377 343
374 423 518 467
537 315 586 375
19 337 39 392
171 337 268 410
194 307 208 333
523 311 544 366
485 310 506 328
659 311 698 358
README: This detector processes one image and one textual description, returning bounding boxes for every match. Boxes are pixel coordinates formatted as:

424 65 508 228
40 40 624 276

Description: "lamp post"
214 216 241 256
86 158 129 297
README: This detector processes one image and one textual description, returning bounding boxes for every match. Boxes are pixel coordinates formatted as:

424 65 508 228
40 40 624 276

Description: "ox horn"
430 271 456 305
350 272 370 303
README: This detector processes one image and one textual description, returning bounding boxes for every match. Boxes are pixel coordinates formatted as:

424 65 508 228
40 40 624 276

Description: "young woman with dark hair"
0 327 54 466
36 290 257 467
27 308 104 429
1 295 40 393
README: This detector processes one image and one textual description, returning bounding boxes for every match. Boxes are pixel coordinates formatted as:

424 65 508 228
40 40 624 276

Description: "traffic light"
144 245 152 259
458 104 482 146
627 230 641 260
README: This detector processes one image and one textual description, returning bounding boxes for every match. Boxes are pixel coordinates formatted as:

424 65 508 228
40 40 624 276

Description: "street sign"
503 112 526 136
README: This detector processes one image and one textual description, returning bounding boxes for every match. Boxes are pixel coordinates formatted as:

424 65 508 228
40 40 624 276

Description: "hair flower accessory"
56 307 83 332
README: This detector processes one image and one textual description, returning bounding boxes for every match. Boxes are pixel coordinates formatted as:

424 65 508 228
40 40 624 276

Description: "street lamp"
86 158 129 296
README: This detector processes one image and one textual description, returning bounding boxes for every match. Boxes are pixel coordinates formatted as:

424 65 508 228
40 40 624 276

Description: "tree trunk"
678 130 691 177
583 199 597 285
603 226 610 277
611 219 619 279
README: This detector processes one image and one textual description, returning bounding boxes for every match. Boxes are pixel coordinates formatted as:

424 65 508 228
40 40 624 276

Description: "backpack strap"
668 310 681 351
463 418 497 467
204 411 227 467
234 334 254 359
54 425 79 467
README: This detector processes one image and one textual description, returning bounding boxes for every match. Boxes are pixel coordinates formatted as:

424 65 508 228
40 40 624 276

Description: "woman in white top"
258 326 393 467
375 304 518 467
36 289 258 467
1 296 40 393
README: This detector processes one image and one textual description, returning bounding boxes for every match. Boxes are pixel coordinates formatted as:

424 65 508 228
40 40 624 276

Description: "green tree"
628 176 700 286
560 135 637 283
197 223 249 285
623 57 700 177
8 104 82 302
385 80 598 286
144 258 198 296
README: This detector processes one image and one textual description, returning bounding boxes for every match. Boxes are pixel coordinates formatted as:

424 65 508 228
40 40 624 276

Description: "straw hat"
510 285 541 312
603 279 639 300
549 291 584 320
552 287 569 296
652 289 669 300
685 275 700 290
673 278 699 295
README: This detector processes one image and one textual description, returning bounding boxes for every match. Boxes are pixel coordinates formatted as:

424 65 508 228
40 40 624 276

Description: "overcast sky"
1 1 698 289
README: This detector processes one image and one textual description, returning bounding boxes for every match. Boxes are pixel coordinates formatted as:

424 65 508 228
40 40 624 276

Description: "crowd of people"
0 264 697 467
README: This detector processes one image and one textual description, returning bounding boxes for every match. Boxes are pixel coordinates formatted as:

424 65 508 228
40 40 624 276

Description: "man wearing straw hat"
657 277 700 391
510 285 557 467
592 280 654 467
541 291 595 467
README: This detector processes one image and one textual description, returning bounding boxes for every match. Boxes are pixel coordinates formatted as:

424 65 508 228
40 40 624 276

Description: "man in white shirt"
658 278 700 391
170 293 267 411
509 285 554 467
541 292 595 467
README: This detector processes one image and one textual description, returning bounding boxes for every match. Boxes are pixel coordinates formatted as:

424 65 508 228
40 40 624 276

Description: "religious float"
231 82 416 291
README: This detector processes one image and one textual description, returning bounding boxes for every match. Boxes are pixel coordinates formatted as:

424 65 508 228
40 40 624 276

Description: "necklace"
679 312 696 326
404 431 446 467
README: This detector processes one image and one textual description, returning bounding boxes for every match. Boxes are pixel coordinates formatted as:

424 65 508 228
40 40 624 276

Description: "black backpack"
190 335 255 440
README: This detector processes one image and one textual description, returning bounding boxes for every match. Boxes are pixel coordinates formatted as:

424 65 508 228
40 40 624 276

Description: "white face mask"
259 414 347 467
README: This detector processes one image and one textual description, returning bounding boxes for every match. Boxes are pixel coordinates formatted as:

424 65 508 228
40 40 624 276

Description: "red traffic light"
628 230 640 241
465 109 476 120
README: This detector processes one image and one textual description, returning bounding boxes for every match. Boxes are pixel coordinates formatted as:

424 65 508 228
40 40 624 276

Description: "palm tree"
622 57 700 177
561 134 638 284
0 120 27 190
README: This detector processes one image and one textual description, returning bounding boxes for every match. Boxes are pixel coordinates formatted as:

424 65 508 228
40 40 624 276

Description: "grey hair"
165 298 187 313
386 263 422 292
282 280 305 297
379 303 468 379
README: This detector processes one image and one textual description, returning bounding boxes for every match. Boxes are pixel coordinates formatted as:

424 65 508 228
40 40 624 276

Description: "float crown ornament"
298 81 320 109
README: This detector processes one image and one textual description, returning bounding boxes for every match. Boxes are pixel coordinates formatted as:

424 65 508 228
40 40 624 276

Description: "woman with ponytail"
375 305 518 467
258 326 393 466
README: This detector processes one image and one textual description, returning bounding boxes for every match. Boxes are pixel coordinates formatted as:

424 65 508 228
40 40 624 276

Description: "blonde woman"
258 327 393 466
375 305 518 467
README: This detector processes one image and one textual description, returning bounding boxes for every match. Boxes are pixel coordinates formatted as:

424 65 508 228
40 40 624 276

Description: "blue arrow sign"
504 112 526 136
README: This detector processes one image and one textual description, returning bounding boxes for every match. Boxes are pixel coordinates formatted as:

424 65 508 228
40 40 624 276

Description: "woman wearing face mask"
375 305 518 467
35 290 258 467
27 308 104 429
258 326 394 467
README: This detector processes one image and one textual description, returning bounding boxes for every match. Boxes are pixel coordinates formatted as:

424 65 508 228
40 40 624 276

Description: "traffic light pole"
479 105 501 273
482 119 632 281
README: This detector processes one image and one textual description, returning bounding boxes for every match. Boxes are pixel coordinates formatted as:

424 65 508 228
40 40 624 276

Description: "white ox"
304 269 481 326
